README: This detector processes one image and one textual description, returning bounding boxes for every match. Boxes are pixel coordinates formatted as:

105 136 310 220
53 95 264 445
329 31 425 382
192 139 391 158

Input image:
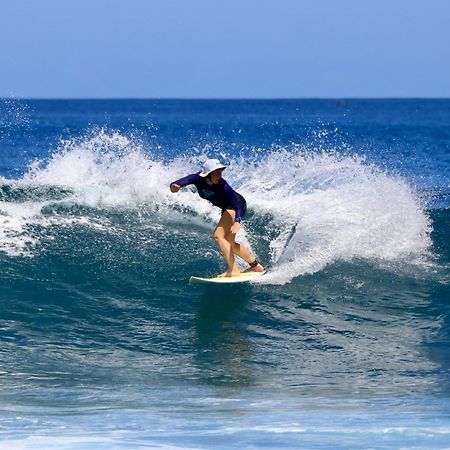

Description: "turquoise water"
0 99 449 448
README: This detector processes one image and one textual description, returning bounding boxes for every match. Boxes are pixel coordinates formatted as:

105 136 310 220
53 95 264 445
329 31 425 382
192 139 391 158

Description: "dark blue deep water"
0 99 449 448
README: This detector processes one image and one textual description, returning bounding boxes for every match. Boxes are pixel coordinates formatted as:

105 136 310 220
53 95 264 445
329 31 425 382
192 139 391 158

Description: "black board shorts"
222 192 247 218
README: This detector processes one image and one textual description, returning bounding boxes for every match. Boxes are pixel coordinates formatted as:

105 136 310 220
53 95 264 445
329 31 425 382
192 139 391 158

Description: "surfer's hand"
170 183 181 193
231 222 240 234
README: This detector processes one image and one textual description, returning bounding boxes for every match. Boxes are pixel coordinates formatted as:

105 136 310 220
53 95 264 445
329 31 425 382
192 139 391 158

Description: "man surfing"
170 159 264 278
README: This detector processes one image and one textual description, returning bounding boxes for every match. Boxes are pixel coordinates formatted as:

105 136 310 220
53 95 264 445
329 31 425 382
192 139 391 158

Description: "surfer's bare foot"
218 270 241 278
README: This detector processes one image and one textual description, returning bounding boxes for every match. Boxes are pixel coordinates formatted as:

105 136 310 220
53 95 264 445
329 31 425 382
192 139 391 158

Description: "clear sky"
1 0 449 98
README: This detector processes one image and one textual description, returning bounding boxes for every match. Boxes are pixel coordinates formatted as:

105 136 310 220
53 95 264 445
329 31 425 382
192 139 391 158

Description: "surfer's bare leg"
214 210 264 275
232 242 265 272
213 211 240 277
224 209 264 272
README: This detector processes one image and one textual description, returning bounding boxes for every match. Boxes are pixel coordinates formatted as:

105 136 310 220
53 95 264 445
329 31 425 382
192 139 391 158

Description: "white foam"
0 131 219 255
25 130 169 208
0 200 42 256
235 149 432 284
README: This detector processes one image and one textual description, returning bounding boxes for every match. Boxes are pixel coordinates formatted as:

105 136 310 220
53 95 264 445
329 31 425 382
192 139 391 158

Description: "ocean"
0 99 449 449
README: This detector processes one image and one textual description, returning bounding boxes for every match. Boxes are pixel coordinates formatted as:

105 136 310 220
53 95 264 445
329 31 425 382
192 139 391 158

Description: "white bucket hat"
199 159 227 177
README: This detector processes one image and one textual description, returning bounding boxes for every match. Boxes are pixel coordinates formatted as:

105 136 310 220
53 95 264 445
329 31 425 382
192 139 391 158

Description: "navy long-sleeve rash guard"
171 173 245 222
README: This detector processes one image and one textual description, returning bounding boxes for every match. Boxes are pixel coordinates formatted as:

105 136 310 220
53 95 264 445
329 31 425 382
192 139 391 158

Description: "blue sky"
1 0 449 98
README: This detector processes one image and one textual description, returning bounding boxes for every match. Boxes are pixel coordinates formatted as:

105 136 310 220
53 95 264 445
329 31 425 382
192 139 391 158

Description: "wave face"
0 130 434 285
0 99 449 448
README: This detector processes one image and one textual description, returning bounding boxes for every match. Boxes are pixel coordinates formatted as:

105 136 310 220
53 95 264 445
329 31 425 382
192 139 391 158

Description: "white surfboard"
189 271 265 284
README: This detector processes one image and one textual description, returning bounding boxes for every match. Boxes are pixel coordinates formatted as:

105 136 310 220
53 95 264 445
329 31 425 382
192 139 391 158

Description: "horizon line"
1 96 450 101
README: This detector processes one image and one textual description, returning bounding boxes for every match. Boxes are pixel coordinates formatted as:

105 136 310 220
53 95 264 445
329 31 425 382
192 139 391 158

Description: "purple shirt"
171 173 245 221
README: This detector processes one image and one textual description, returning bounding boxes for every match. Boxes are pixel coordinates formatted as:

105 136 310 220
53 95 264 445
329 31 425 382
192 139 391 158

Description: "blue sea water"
0 99 449 449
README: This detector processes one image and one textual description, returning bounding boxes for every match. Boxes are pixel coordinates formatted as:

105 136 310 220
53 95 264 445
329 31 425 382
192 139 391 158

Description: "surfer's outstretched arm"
170 173 200 192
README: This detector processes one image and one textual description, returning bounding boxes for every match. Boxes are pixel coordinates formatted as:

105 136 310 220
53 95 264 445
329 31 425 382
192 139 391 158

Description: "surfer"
170 159 265 277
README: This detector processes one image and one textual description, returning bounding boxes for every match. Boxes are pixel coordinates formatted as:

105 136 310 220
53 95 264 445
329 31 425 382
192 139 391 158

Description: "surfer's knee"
212 230 223 242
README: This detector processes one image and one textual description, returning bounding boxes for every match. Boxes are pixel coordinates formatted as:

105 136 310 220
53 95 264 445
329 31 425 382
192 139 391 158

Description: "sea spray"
233 148 433 284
